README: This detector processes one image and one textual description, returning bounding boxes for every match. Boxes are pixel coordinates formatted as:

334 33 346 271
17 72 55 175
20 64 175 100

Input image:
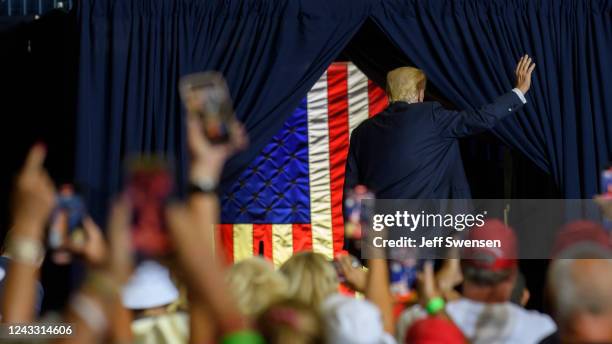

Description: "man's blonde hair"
227 257 289 316
386 67 427 103
280 252 338 308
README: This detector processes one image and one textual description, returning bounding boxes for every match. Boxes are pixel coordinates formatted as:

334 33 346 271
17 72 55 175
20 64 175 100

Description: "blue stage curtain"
372 0 612 198
75 0 371 219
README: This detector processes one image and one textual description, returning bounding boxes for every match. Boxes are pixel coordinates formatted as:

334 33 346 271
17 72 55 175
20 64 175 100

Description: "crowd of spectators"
0 114 611 344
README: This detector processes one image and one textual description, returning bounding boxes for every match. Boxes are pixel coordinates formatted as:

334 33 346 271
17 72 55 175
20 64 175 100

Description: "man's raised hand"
515 54 536 95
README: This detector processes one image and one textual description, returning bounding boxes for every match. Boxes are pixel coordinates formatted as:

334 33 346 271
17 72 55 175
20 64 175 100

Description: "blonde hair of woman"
227 257 289 316
280 252 338 308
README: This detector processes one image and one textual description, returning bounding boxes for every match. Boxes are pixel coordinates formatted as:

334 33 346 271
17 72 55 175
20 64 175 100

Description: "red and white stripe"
219 62 388 266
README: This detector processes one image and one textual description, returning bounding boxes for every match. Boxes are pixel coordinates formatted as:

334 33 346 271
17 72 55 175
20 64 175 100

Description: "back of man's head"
386 67 427 103
547 247 612 343
461 219 518 303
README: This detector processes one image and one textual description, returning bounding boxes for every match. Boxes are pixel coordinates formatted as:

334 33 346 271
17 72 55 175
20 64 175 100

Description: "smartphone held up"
179 71 237 144
48 185 86 264
126 157 174 259
344 185 375 241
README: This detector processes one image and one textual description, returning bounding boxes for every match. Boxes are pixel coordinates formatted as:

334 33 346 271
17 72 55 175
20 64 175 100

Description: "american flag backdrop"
219 62 388 266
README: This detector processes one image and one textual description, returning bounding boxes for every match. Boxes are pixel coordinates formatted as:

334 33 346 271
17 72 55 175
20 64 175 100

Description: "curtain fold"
372 0 612 198
75 0 371 220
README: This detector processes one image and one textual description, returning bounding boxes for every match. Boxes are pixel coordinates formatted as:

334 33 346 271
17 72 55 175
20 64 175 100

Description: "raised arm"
1 144 55 323
179 116 256 343
57 199 134 344
434 55 536 138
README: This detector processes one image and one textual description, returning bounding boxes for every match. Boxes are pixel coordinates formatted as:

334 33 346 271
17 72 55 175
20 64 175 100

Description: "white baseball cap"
122 260 179 310
321 294 396 344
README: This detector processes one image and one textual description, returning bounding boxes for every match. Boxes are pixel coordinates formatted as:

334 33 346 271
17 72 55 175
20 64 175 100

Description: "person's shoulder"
509 303 557 339
446 298 485 318
407 101 445 124
426 101 451 114
447 297 481 309
510 303 555 323
352 116 375 135
422 101 440 108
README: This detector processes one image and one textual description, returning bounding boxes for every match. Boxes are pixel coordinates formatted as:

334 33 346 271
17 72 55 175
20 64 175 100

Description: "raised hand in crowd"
434 251 463 302
187 115 248 258
187 115 249 340
10 144 56 240
364 258 394 335
183 115 256 343
1 143 134 343
417 261 441 307
57 197 133 344
62 217 108 268
336 254 367 293
1 144 56 323
405 260 467 343
335 253 396 336
188 116 248 183
166 204 261 344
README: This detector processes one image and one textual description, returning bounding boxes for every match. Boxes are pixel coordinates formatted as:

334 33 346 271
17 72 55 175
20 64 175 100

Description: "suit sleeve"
432 91 525 138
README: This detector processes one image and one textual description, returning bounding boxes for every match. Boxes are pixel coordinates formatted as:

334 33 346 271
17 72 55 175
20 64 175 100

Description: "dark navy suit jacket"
344 91 525 199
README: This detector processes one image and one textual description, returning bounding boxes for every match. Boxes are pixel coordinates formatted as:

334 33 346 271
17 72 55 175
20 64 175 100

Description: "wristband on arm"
221 330 265 344
4 235 45 268
425 296 446 315
188 176 219 195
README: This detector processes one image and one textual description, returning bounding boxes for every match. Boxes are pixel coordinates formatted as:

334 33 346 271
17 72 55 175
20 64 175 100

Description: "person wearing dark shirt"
344 55 536 199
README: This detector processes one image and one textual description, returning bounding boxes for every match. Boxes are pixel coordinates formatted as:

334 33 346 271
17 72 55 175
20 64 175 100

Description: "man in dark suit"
344 56 536 199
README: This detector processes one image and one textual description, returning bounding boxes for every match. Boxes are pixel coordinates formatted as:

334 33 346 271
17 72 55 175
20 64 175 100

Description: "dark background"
0 9 77 312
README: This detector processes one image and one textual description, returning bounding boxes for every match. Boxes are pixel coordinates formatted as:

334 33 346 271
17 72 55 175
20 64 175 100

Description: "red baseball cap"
405 317 466 344
551 220 610 258
462 219 518 271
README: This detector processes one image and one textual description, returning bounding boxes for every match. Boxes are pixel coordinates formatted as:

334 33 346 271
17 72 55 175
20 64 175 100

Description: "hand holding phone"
181 72 249 185
127 157 174 258
387 247 420 302
344 185 375 240
333 255 364 291
180 72 236 144
48 185 86 265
